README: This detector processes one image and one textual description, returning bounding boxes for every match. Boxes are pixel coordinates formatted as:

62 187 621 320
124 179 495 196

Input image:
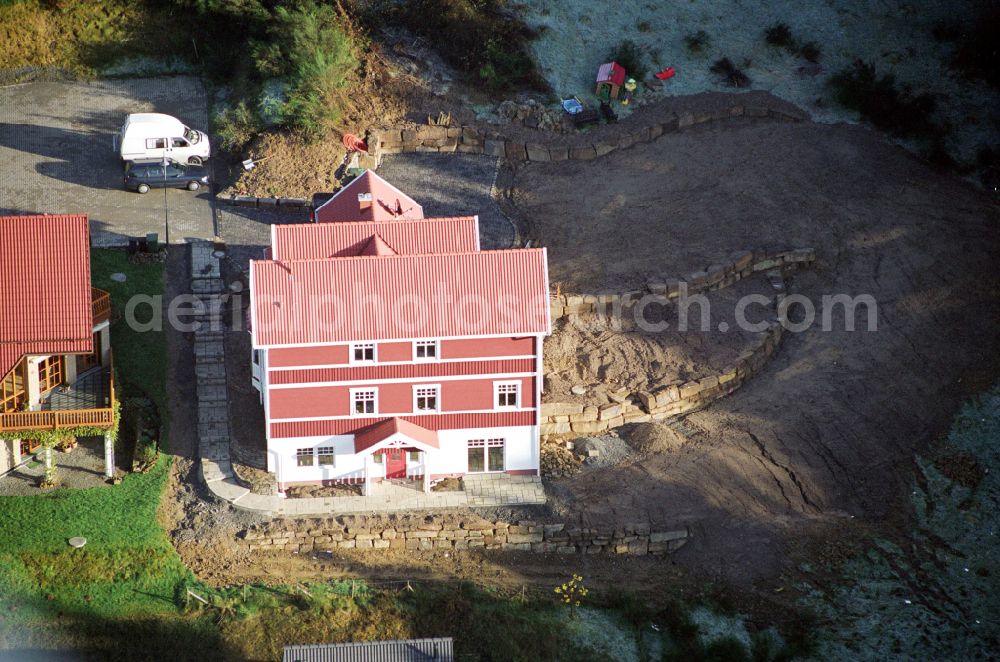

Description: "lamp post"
160 156 170 247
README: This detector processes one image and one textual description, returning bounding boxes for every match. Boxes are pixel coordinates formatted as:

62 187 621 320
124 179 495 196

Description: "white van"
117 113 211 165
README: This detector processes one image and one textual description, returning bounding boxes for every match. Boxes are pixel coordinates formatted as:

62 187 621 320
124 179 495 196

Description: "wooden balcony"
92 288 111 326
0 360 116 434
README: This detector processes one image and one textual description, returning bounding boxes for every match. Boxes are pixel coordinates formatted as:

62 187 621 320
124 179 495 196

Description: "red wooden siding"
268 377 535 420
377 341 411 362
268 358 534 386
269 345 349 368
441 337 535 359
271 410 536 439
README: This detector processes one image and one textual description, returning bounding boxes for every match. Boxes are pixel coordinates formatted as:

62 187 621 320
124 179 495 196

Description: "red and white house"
249 172 551 492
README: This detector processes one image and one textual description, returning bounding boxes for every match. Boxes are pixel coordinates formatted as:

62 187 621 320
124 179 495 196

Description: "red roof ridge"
359 233 398 256
254 246 545 266
304 215 476 226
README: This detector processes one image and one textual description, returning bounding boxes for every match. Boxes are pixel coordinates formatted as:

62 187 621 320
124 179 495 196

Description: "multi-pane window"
352 389 377 415
414 340 438 361
467 439 504 473
351 342 376 363
373 453 384 465
409 451 421 462
317 447 336 466
414 386 439 412
296 448 315 467
494 381 519 409
0 364 26 413
37 356 64 393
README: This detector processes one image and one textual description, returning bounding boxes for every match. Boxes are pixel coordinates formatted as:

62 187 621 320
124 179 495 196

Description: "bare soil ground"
545 275 776 403
513 104 1000 582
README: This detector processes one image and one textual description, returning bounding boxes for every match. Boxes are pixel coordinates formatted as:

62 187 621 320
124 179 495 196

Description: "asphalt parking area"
0 76 216 245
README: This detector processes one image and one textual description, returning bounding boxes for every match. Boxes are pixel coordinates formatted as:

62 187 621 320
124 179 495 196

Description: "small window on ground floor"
317 446 335 466
409 450 420 462
296 448 315 467
467 438 504 473
373 453 384 464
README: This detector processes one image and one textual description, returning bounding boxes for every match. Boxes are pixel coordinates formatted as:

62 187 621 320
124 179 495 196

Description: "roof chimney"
357 192 373 210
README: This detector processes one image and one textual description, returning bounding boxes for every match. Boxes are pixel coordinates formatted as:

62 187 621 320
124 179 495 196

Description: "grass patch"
366 0 546 94
0 0 183 75
90 248 167 413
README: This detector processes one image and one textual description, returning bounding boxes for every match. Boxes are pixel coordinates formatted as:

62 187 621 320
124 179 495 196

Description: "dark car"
124 160 210 194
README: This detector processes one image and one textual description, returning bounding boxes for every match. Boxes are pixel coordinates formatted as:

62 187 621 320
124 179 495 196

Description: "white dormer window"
351 342 376 364
494 381 520 409
414 385 440 412
414 340 439 361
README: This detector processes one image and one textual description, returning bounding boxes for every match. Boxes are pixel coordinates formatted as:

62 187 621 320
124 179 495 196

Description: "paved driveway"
0 76 216 245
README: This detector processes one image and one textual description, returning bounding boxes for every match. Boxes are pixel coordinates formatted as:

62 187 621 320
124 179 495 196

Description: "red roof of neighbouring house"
597 62 626 86
313 170 424 222
354 417 440 453
0 215 93 379
271 217 480 260
249 248 551 346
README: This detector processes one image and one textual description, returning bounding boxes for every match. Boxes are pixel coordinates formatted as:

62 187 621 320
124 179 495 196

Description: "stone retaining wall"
540 248 816 437
371 103 802 163
550 247 815 320
242 514 690 557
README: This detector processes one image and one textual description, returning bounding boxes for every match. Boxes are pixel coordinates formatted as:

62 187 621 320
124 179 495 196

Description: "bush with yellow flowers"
553 574 589 619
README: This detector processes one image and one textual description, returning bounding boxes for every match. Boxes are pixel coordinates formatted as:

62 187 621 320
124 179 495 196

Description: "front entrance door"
385 448 406 479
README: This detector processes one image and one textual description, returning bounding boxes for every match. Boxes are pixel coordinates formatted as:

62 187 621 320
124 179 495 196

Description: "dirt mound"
544 276 776 402
622 423 687 455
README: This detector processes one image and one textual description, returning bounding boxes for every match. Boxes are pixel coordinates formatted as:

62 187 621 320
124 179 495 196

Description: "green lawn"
0 250 205 654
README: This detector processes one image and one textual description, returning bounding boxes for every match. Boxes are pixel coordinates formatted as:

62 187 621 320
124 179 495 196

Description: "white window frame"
413 339 440 362
317 446 336 466
350 387 378 416
467 438 505 473
413 384 440 413
494 381 520 410
350 342 377 364
296 448 315 467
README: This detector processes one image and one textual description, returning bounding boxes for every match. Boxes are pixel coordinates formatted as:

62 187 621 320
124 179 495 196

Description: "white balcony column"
423 452 431 494
99 327 111 365
26 358 41 409
363 454 374 497
64 354 77 385
104 432 115 479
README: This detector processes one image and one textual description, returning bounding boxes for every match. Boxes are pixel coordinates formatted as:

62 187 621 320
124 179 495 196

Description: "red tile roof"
0 215 93 379
250 249 551 346
271 217 480 260
354 417 439 453
313 170 424 222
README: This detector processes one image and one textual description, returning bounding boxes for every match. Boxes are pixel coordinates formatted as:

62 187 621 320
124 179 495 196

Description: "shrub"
684 29 711 54
710 57 750 87
798 41 821 63
270 1 359 141
214 100 263 153
606 39 647 81
950 8 1000 89
829 60 941 138
765 22 794 48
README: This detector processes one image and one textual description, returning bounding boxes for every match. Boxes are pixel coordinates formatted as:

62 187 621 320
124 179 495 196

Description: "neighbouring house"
0 215 116 478
283 638 453 662
249 172 551 492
